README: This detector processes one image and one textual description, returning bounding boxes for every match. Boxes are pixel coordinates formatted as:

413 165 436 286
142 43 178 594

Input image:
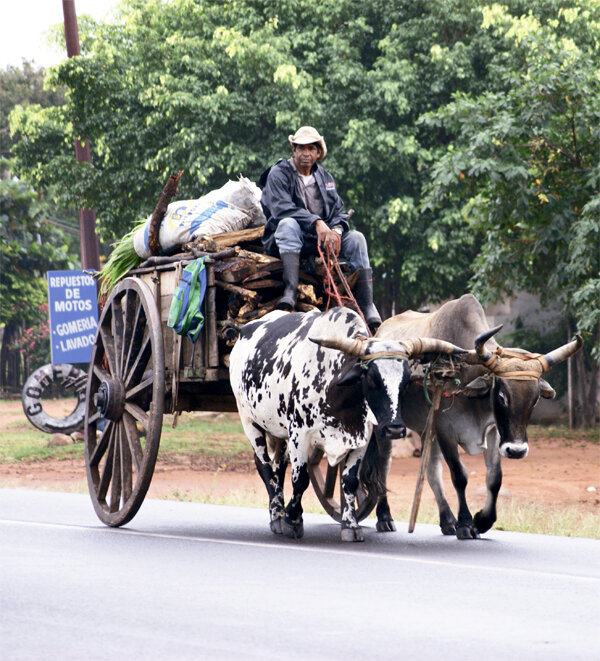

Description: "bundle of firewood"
179 226 358 348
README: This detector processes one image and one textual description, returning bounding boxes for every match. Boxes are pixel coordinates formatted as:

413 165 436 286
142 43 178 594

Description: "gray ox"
376 294 583 539
229 307 465 542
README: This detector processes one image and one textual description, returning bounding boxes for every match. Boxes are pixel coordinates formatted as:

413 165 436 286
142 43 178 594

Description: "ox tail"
359 434 391 500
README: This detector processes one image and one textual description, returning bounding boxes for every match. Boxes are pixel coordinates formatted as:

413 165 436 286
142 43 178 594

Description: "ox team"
229 126 583 542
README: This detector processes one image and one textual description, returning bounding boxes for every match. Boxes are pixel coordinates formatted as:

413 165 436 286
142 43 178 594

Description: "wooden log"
217 324 239 345
217 319 244 331
297 283 322 306
296 302 320 312
208 225 265 246
184 226 265 251
237 301 257 318
243 279 283 290
136 247 236 270
233 299 278 324
242 267 283 284
205 263 219 368
298 270 321 286
148 170 183 256
215 280 259 302
236 249 281 268
214 257 264 284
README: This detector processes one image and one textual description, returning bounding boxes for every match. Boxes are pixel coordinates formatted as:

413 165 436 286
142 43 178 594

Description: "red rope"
317 244 372 337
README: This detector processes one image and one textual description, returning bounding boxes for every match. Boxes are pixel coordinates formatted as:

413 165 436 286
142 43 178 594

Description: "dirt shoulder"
2 434 598 516
1 398 598 520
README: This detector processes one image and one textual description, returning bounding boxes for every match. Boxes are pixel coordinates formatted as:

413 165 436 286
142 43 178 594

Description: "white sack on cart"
133 177 266 259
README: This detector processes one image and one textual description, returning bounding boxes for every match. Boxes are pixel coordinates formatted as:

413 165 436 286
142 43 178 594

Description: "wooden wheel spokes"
84 277 164 527
122 297 150 389
110 293 125 377
88 412 145 514
323 462 338 500
307 447 377 523
119 288 138 380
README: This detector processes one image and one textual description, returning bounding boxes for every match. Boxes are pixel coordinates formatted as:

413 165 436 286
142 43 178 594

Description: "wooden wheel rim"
307 447 377 523
84 277 164 527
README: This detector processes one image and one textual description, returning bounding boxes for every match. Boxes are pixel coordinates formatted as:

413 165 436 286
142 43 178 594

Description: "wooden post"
62 0 100 271
205 263 219 368
408 385 442 533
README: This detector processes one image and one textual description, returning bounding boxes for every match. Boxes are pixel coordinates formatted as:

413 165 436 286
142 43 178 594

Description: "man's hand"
314 219 341 256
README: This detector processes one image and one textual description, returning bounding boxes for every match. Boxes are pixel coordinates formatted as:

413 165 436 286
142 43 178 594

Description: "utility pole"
62 0 101 271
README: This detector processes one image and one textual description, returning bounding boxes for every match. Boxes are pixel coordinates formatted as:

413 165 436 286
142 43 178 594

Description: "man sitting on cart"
259 125 382 332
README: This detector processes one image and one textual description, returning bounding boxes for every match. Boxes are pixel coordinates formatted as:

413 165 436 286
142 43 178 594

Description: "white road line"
1 517 598 583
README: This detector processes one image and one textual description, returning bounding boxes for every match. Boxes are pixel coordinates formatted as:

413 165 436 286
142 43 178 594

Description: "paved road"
1 489 598 660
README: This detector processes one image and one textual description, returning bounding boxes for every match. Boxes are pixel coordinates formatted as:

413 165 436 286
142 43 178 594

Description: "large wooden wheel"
84 277 164 527
308 448 377 523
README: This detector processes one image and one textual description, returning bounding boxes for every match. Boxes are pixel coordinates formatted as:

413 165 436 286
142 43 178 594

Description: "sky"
1 0 121 70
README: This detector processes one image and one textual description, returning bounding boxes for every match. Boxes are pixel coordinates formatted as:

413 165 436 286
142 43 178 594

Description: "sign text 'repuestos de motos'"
48 270 98 364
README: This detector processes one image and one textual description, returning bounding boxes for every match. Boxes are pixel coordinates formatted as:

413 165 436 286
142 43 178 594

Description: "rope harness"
317 243 372 336
414 347 547 407
478 346 548 380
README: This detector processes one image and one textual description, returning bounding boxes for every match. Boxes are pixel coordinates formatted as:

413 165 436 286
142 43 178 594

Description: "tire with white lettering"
84 277 164 527
308 448 377 523
21 364 87 434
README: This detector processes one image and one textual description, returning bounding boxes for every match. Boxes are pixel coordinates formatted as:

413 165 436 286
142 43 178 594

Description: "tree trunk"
0 321 21 390
568 316 598 428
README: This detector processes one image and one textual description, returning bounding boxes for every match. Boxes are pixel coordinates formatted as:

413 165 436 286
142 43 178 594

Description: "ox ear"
539 378 556 399
463 377 491 399
336 363 363 387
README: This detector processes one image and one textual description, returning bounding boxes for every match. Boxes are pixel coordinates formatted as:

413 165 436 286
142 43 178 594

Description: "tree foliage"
421 4 600 355
8 0 599 334
0 61 64 158
0 179 76 328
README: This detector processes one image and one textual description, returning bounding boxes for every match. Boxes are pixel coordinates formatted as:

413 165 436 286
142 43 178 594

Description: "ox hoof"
376 519 396 533
441 524 457 536
341 527 364 543
270 518 284 535
474 511 494 534
456 524 480 540
281 517 304 539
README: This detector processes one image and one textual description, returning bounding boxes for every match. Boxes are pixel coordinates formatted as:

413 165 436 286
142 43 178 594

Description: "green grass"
0 405 252 464
381 498 599 539
528 425 599 443
158 414 251 458
0 417 85 463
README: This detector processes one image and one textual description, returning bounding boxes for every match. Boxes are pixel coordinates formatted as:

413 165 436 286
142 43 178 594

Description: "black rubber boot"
277 252 300 311
352 268 382 332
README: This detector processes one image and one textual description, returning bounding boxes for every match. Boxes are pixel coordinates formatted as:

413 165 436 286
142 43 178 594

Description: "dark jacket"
259 158 349 255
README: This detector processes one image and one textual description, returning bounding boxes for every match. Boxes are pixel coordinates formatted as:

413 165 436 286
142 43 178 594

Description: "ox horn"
400 337 468 358
474 324 503 362
540 335 583 372
309 335 369 357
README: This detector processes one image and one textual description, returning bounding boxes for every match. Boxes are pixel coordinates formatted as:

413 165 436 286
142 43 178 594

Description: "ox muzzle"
499 440 529 460
377 421 407 441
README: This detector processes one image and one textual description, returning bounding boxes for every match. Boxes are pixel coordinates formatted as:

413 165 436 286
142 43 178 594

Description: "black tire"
21 364 87 434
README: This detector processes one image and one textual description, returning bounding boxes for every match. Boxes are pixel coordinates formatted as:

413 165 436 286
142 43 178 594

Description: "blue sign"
48 270 99 364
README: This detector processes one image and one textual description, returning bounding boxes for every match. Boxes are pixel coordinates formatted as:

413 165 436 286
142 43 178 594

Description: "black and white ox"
376 294 583 539
229 307 465 542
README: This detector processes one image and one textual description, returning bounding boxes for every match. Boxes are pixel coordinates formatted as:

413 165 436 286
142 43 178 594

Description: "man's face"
292 143 321 173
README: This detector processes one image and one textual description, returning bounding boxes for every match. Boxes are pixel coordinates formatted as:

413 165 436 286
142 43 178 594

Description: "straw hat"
288 126 327 160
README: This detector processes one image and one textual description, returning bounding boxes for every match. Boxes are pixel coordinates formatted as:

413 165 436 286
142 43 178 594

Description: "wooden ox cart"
83 228 377 527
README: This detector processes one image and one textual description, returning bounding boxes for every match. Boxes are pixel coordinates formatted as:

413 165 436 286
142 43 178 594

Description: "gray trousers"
274 217 371 271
